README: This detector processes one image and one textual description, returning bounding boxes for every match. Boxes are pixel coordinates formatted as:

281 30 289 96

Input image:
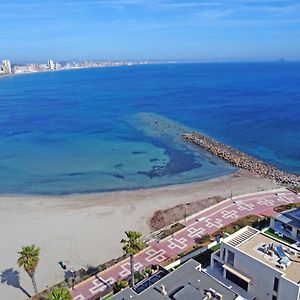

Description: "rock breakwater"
183 132 300 187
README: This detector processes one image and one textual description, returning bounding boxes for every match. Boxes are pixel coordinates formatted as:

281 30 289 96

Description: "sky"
1 0 300 62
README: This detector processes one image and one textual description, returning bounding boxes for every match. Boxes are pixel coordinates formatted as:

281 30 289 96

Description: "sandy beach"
0 172 279 300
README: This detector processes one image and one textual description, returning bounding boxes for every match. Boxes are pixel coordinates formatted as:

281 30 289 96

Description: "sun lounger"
275 244 286 258
280 256 291 267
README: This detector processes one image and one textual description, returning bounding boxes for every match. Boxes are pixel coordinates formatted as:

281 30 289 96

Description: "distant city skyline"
1 0 300 62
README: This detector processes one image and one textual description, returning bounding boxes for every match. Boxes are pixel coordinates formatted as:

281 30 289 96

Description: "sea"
0 62 299 195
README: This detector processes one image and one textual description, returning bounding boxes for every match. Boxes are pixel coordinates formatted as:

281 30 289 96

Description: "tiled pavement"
72 188 300 300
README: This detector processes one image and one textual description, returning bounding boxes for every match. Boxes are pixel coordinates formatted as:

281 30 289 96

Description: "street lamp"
231 188 235 204
184 202 191 223
70 270 76 290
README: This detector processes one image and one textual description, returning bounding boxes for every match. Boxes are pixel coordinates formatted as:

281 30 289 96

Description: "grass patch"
102 292 113 300
273 203 300 213
210 243 221 252
264 228 295 244
213 215 269 237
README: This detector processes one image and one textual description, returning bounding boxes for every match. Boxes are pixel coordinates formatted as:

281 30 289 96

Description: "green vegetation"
210 243 221 252
213 215 269 237
134 271 144 283
145 267 153 278
200 234 211 244
121 231 144 288
273 202 300 213
47 287 72 300
102 292 113 300
17 245 40 295
113 279 129 294
264 228 295 244
193 244 220 268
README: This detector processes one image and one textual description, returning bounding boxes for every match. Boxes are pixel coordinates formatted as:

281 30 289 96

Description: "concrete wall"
218 243 299 300
278 277 300 300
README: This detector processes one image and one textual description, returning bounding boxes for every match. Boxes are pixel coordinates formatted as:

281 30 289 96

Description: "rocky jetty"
183 132 300 187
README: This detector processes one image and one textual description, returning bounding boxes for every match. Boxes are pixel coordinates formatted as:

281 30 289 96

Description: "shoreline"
0 64 134 82
184 132 300 186
0 171 280 300
0 169 237 198
0 61 162 80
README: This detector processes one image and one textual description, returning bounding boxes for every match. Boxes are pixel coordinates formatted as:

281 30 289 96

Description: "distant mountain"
276 58 287 63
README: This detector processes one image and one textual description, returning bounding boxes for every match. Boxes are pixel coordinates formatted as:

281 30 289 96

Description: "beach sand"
0 172 279 299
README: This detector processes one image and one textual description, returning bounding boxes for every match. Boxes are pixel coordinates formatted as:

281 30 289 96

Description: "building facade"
48 59 55 70
270 208 300 242
2 60 12 73
211 226 300 300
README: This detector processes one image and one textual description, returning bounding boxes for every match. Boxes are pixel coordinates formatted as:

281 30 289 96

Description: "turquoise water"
0 63 299 194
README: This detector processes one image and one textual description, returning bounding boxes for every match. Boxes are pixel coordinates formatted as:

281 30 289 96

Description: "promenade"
72 188 300 300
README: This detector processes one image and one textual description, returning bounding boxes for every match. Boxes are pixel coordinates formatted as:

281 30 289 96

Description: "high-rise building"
2 60 12 74
47 59 55 70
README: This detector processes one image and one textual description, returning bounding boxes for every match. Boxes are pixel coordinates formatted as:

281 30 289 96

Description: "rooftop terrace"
225 227 300 284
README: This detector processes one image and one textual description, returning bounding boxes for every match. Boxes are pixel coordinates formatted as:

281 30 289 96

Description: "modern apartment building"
211 226 300 300
270 208 300 242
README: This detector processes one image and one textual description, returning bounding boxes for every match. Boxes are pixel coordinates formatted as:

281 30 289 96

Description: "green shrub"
113 280 129 294
134 271 144 283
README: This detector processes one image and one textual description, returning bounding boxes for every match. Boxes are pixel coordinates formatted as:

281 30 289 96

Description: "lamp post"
231 188 235 204
70 270 76 290
184 202 190 223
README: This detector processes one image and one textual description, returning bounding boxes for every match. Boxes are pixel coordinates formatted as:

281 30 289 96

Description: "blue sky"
1 0 300 62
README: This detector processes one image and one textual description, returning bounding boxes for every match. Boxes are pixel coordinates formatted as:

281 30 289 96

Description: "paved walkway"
72 188 300 300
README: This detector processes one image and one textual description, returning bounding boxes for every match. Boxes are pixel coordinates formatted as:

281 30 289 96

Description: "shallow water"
0 63 299 194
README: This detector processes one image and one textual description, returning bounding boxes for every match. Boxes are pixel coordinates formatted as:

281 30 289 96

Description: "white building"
2 60 12 73
211 226 300 300
47 59 55 70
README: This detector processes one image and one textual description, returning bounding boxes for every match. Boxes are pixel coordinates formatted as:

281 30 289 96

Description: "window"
222 249 226 261
227 250 235 266
226 270 248 291
273 277 279 292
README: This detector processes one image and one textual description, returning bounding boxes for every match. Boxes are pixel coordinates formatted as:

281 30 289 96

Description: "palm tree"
121 231 144 288
48 287 72 300
17 245 40 295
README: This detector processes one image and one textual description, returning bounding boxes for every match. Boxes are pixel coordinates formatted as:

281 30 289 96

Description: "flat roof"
237 231 300 283
111 259 238 300
276 208 300 229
